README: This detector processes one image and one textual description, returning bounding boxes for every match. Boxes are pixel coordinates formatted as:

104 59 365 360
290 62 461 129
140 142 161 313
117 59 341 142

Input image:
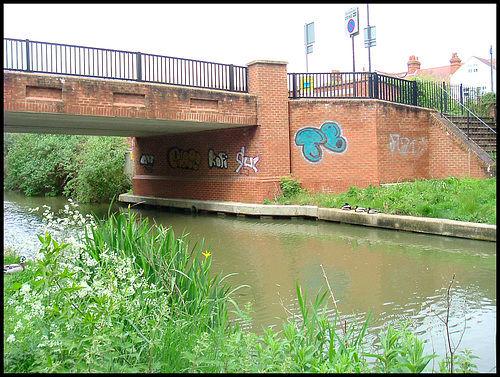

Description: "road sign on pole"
304 22 315 72
304 22 315 46
364 25 376 48
345 7 359 36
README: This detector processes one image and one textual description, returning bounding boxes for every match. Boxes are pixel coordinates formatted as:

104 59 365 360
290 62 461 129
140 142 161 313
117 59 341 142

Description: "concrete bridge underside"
3 110 253 137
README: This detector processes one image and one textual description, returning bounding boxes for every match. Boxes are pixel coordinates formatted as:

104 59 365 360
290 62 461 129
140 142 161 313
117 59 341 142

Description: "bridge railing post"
229 64 235 91
411 79 418 106
292 73 298 99
373 73 379 100
136 52 142 81
25 39 31 72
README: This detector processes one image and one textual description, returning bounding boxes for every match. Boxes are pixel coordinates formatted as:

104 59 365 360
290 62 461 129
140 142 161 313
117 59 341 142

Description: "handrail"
3 38 248 92
439 85 496 135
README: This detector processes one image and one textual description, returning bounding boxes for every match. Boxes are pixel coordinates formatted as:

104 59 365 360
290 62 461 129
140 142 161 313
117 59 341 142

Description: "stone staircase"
443 114 496 155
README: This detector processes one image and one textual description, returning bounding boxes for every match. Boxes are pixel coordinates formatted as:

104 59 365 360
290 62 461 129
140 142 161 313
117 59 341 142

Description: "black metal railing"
3 38 248 92
439 85 496 147
289 72 496 119
288 72 419 106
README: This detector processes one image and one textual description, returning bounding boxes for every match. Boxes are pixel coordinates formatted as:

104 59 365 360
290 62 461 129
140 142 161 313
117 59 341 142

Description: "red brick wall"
133 126 280 203
3 71 257 124
375 102 430 184
428 114 492 179
289 99 380 193
132 60 291 203
288 99 491 194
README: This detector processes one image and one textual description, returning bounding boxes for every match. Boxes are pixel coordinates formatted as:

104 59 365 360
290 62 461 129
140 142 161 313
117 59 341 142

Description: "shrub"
4 133 131 203
4 134 83 196
280 175 306 198
64 136 131 203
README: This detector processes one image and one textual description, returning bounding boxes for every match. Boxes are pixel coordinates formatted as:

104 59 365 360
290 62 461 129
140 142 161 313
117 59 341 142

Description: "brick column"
246 60 291 178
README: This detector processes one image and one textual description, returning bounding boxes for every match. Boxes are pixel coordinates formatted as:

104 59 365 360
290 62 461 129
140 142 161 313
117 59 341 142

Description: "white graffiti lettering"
235 146 259 175
389 134 425 156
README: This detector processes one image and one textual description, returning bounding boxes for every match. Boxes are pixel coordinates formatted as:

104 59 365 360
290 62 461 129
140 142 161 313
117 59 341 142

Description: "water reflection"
3 192 496 372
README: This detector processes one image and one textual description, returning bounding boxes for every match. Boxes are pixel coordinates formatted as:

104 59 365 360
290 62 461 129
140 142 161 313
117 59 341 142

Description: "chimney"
407 55 421 74
450 53 462 74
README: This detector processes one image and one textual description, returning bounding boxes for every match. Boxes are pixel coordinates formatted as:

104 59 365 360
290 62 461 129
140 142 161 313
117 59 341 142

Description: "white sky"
3 3 497 74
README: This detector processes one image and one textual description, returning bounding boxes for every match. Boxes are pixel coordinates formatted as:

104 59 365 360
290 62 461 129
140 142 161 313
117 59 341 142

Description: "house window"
468 64 478 73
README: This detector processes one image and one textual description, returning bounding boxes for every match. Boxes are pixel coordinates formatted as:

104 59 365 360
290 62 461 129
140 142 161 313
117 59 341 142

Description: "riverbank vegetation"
270 175 496 225
4 203 480 373
3 133 131 203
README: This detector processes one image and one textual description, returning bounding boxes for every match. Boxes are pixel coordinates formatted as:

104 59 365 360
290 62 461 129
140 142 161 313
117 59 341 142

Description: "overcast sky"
3 3 497 74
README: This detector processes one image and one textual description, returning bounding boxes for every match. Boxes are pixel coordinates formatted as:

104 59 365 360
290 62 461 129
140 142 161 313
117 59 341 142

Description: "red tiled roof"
404 64 457 81
376 56 495 81
474 57 496 70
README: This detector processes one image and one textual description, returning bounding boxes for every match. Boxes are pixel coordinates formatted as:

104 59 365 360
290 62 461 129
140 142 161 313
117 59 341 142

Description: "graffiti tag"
139 153 155 172
208 149 229 169
295 121 348 163
235 146 259 175
389 134 425 156
167 147 201 171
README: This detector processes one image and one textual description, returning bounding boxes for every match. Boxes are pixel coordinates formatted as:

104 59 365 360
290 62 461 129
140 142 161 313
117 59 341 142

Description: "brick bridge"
4 39 495 204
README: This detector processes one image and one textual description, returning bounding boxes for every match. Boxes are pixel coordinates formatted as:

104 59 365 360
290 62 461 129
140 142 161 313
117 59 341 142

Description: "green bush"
64 137 131 203
4 133 131 203
4 134 83 196
280 175 306 198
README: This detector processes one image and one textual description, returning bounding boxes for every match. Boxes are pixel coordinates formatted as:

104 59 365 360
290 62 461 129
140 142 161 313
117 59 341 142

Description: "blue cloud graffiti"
295 121 348 163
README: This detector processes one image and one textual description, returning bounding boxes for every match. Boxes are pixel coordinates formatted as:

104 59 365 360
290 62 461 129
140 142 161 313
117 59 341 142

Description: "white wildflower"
6 334 16 343
20 283 31 294
13 319 23 333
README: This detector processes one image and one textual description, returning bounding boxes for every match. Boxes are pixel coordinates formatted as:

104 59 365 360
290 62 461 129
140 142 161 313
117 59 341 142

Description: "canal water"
3 191 496 372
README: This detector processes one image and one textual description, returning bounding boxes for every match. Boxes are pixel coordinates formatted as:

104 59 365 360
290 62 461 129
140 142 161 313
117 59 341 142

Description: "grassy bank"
4 203 481 373
269 176 496 225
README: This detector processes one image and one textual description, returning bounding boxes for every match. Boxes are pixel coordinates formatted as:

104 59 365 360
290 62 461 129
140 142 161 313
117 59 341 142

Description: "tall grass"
271 177 496 224
4 209 246 372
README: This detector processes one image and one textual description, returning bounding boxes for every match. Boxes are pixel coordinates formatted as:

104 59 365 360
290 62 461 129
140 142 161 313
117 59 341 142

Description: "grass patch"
267 177 496 224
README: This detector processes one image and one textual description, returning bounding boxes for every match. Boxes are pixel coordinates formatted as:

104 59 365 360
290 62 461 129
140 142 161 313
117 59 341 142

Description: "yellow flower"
202 251 211 258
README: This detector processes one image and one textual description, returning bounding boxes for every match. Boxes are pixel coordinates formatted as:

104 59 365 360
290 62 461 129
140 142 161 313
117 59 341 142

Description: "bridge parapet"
3 71 257 136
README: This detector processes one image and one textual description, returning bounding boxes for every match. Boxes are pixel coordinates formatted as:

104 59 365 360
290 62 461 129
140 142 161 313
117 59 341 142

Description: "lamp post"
490 45 494 93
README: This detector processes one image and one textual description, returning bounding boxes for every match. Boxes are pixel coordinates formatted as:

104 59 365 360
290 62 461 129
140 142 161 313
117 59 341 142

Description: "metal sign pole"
351 35 355 72
490 45 494 92
367 4 371 72
345 7 359 73
306 47 309 73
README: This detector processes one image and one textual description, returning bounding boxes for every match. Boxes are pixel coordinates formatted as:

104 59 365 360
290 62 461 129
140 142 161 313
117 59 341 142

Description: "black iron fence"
288 72 496 118
288 72 419 106
3 38 248 92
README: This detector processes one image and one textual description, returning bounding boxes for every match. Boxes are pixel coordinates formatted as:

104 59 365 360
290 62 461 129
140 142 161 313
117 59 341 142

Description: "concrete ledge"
118 194 496 242
118 194 318 218
317 208 496 242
